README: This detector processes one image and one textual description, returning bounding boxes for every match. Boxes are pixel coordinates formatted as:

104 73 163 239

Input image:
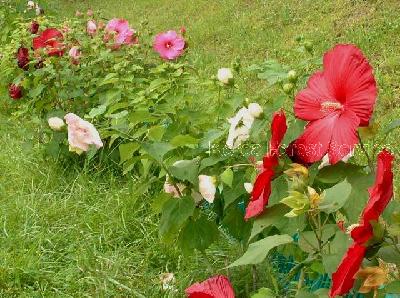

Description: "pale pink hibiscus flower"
153 30 186 60
104 18 137 48
64 113 103 154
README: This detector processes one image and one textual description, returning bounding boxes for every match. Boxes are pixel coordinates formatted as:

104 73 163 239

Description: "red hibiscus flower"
9 84 22 100
33 28 64 56
329 243 367 297
330 149 394 297
17 47 29 70
287 44 377 165
351 149 394 244
245 110 287 220
185 275 235 298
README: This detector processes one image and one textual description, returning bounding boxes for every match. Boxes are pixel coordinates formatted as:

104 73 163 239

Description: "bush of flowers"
1 1 400 297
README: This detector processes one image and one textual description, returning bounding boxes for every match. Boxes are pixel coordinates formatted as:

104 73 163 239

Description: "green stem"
357 131 374 172
266 263 280 294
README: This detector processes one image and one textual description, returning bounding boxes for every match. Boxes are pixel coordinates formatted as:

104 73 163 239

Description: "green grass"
2 0 400 296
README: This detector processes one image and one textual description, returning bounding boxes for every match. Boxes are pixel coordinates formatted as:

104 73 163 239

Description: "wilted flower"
217 68 233 84
226 107 255 149
29 21 39 34
248 102 263 118
68 46 81 65
27 1 35 9
9 84 22 100
87 20 97 36
163 175 185 198
35 4 44 15
75 10 83 17
153 30 186 60
16 47 29 70
284 163 309 178
244 183 253 194
160 273 176 291
180 26 186 35
48 117 65 131
64 113 103 154
198 175 217 203
356 261 389 294
105 18 137 48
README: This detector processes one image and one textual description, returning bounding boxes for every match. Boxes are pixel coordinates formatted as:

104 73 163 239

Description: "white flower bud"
248 103 263 118
48 117 65 131
217 68 233 84
198 175 217 203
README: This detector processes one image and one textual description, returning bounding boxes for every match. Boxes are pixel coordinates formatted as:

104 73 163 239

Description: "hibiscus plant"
1 2 400 298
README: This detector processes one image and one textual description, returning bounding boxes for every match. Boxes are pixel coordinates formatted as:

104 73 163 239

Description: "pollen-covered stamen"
320 101 344 113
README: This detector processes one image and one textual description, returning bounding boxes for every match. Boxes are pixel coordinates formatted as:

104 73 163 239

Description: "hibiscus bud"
9 84 22 100
16 47 30 70
180 26 186 35
75 10 83 17
30 21 39 34
87 9 93 16
48 117 65 131
304 40 313 52
244 183 253 194
287 70 298 83
248 102 263 118
87 20 97 35
27 1 35 9
283 83 294 94
199 175 217 203
337 220 345 232
217 68 234 85
68 46 81 64
35 5 44 16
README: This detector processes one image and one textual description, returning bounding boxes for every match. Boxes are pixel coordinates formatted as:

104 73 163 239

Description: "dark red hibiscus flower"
330 149 394 297
33 28 64 56
351 149 394 244
9 84 22 100
185 275 235 298
329 244 367 297
287 44 377 165
17 47 29 70
244 110 287 220
30 21 39 34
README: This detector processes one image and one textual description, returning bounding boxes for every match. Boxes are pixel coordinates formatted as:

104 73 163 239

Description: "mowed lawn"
1 0 400 296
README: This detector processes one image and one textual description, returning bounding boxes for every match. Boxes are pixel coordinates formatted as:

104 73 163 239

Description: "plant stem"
161 164 183 197
357 131 374 172
266 263 280 294
296 268 305 293
252 265 257 292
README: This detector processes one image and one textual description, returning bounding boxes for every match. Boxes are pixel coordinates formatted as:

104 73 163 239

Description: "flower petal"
185 275 235 298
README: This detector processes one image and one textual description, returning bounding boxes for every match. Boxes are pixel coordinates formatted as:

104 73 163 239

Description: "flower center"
165 41 173 48
320 101 343 113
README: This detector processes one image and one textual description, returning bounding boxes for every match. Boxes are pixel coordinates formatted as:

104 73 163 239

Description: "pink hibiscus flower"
287 44 377 165
153 30 186 60
185 275 235 298
104 18 137 48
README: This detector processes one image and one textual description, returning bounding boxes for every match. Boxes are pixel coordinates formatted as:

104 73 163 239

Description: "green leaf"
316 162 362 184
377 245 400 265
141 142 174 163
228 234 292 267
250 204 290 241
148 125 165 141
295 289 318 298
319 179 352 213
151 193 171 214
87 105 107 119
199 156 228 171
298 224 337 254
268 175 288 205
385 281 400 294
119 142 140 163
169 159 199 185
178 216 219 254
220 168 234 187
322 231 351 274
383 119 400 134
170 134 199 148
251 288 276 298
222 204 251 241
199 129 225 149
159 196 195 243
28 84 45 98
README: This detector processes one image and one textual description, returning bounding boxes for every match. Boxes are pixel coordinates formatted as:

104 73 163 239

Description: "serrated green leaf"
170 134 199 148
87 105 107 119
159 196 195 243
178 216 219 254
119 142 140 163
169 159 199 185
220 168 234 187
320 179 352 213
228 234 292 267
383 119 400 134
250 204 290 241
141 142 174 163
148 125 165 141
251 288 276 298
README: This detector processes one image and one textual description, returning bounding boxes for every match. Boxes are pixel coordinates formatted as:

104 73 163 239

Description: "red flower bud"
16 47 29 70
30 21 39 34
9 84 22 100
